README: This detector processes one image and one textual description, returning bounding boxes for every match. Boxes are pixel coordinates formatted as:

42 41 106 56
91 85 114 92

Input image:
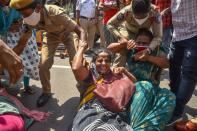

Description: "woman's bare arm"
72 41 90 81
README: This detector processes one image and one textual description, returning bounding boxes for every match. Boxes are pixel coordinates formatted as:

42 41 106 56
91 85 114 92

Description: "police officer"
107 0 162 67
9 0 86 107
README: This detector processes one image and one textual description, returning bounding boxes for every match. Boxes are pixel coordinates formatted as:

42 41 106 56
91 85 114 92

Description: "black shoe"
36 93 51 107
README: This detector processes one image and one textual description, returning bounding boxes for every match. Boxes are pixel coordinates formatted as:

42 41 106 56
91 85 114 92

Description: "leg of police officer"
38 34 60 107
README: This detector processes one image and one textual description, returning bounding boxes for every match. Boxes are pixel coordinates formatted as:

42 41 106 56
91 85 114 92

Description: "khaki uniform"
107 4 162 67
35 5 78 93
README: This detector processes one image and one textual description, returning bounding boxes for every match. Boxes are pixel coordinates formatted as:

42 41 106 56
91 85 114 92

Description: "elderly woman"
108 28 169 86
72 42 135 130
71 40 175 130
108 28 175 130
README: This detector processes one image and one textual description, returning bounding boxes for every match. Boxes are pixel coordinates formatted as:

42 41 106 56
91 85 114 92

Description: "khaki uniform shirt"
34 5 77 42
107 4 162 50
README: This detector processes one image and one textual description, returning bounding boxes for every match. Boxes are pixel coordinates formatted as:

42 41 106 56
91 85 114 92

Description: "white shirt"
76 0 97 18
171 0 197 42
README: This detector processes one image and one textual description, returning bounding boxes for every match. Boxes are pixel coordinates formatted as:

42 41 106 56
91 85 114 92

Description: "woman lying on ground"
108 28 176 130
0 86 51 131
0 41 51 131
108 28 169 87
72 41 175 131
72 41 135 130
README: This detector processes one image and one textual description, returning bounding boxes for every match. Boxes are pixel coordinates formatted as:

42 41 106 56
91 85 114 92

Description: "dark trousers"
169 35 197 116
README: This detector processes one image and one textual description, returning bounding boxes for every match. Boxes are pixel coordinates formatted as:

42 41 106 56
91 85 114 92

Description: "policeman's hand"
78 40 88 51
127 39 137 50
0 41 23 84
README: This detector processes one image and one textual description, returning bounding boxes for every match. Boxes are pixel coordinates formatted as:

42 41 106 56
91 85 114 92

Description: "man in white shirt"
76 0 98 53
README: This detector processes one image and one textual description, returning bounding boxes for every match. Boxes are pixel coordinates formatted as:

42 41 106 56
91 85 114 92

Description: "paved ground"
18 56 196 131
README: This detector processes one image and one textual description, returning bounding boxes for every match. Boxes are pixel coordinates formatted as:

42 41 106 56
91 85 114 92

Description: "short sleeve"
47 5 77 32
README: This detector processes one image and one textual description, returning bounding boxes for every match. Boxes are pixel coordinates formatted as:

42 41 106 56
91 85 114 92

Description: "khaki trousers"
97 18 106 47
39 32 78 93
80 18 97 49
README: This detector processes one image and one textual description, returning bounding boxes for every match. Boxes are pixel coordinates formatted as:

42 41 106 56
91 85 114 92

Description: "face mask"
23 11 40 26
134 14 149 25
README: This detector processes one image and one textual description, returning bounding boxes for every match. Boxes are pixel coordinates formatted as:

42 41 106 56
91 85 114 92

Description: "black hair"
92 48 113 63
135 28 154 40
18 0 45 11
132 0 151 14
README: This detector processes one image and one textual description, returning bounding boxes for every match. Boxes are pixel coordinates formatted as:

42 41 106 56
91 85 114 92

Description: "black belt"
80 16 95 21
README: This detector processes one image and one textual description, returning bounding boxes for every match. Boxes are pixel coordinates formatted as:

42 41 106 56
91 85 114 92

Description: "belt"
80 16 95 21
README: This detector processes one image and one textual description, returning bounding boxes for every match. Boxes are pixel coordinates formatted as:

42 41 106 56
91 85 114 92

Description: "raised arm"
107 42 127 53
72 41 89 81
74 25 86 42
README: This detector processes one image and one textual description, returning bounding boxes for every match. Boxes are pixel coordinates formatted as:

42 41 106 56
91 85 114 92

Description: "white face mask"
23 11 40 26
134 14 149 25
